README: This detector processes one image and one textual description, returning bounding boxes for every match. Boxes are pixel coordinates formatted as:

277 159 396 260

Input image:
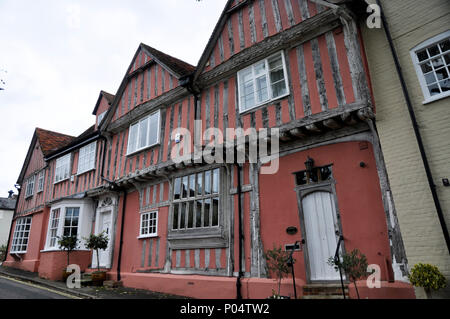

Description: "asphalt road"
0 275 77 299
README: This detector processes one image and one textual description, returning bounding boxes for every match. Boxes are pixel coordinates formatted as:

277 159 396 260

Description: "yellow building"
360 0 450 298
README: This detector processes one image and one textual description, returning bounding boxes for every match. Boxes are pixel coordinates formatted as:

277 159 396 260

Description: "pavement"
0 265 189 299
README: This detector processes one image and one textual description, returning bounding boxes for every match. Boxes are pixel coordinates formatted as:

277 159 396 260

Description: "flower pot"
91 271 107 286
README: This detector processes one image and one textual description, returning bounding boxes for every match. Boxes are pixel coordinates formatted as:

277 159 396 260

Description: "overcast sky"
0 0 228 197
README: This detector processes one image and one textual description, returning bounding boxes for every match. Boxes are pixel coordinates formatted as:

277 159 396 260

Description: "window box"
237 51 289 113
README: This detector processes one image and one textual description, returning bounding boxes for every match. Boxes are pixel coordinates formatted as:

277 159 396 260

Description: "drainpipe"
236 163 243 299
116 188 127 282
376 0 450 253
4 185 21 262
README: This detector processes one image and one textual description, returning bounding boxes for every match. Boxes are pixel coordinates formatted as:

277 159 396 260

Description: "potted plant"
328 248 369 299
57 235 79 282
264 245 294 299
408 263 446 299
84 232 109 286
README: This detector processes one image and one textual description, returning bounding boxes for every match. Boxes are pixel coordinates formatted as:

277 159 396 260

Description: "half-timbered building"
4 0 416 298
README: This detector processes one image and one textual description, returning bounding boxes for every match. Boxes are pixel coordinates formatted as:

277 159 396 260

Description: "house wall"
361 0 450 298
0 209 14 247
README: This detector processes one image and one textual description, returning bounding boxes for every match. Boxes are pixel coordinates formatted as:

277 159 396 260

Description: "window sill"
137 234 158 239
40 248 90 253
53 177 70 185
126 142 160 157
168 228 227 249
239 93 290 116
77 168 96 176
422 91 450 105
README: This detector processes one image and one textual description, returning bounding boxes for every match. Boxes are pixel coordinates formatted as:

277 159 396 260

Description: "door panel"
302 191 340 281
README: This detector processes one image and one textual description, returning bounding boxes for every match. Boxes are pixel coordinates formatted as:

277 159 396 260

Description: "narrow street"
0 275 79 299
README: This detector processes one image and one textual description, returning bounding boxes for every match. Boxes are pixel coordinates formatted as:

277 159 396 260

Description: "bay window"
127 110 160 155
44 200 94 251
237 51 289 112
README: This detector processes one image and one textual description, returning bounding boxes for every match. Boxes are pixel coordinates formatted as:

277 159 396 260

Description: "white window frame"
25 175 35 198
237 51 290 113
138 211 158 238
47 208 61 249
10 216 32 253
97 110 107 126
54 153 71 184
37 170 45 193
411 30 450 104
43 200 93 252
77 141 97 175
126 110 161 156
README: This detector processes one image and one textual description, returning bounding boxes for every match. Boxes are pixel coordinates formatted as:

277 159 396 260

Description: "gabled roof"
141 43 195 78
17 128 75 184
35 128 76 157
0 197 16 210
44 125 99 160
101 43 194 131
193 0 234 81
92 90 116 115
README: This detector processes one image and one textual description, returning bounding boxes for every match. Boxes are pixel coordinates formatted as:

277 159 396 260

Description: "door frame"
295 179 346 284
92 195 119 269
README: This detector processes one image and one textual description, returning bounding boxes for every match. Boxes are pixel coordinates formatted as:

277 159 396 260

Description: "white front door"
302 191 341 281
97 211 111 268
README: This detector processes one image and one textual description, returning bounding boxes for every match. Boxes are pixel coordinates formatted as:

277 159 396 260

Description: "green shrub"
408 263 446 292
0 244 7 262
264 245 294 297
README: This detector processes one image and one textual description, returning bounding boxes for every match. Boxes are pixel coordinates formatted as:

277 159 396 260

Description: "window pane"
428 45 439 57
181 176 188 199
239 68 255 110
255 75 268 103
432 57 444 69
195 200 202 228
435 67 449 81
212 168 219 194
148 112 159 146
189 174 195 197
187 202 194 228
197 173 203 196
173 203 179 229
428 83 441 95
128 123 138 154
445 53 450 65
204 199 210 227
420 61 432 74
174 178 181 200
425 72 436 84
138 117 149 149
180 202 186 229
205 170 211 195
212 197 219 226
439 79 450 92
439 39 450 53
271 80 287 98
417 49 428 62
